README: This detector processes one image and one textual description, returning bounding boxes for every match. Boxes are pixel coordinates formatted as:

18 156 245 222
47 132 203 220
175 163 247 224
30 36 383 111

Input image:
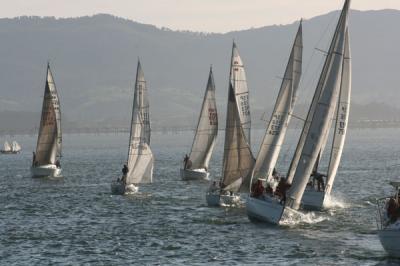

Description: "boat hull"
0 150 19 154
180 168 209 181
301 188 326 211
31 164 62 178
378 229 400 258
246 196 284 225
206 192 241 207
110 181 139 195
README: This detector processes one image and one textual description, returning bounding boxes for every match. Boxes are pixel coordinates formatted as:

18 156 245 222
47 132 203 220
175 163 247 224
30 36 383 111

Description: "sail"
126 60 153 184
188 67 218 170
12 141 21 152
251 22 303 184
286 0 350 210
325 29 351 194
35 64 62 166
3 141 11 151
221 84 255 193
230 42 251 145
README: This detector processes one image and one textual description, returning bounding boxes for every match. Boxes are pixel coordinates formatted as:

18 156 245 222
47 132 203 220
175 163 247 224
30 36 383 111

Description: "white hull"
206 192 241 207
111 181 139 195
301 188 326 211
31 164 62 178
378 229 400 258
180 168 209 181
246 196 285 225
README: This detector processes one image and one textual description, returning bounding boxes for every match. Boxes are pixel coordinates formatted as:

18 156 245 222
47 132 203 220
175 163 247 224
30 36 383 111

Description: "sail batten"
286 0 350 210
251 22 303 185
188 68 218 170
126 60 153 184
35 64 61 166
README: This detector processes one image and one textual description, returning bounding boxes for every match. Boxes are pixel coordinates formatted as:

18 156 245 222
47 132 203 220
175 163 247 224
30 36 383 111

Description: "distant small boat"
206 42 254 207
31 63 62 178
181 67 218 181
376 181 400 258
0 141 21 154
111 60 154 195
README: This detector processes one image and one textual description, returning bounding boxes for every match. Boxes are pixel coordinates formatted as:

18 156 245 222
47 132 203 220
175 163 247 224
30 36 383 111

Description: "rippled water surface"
1 128 400 265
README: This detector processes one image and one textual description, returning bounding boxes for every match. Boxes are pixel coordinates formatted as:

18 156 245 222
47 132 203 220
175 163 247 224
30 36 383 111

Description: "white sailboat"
246 0 350 224
31 63 62 178
111 60 154 195
246 21 303 221
181 67 218 181
376 181 400 258
301 28 351 210
206 44 255 206
1 141 22 154
12 141 22 153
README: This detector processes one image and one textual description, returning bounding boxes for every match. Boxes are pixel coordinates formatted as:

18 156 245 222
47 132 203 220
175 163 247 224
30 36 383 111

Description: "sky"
2 0 400 32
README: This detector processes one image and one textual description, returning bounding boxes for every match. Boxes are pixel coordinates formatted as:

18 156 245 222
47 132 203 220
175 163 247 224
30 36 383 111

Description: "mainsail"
221 84 255 193
325 29 351 194
230 42 251 145
251 22 303 183
286 0 350 210
188 67 218 170
3 141 11 152
126 60 154 185
12 141 21 152
35 64 62 166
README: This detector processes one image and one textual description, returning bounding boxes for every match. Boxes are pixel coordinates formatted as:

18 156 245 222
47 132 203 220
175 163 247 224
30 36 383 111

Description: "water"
1 128 400 265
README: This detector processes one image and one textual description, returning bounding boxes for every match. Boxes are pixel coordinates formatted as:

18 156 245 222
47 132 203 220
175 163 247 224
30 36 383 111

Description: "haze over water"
1 128 400 265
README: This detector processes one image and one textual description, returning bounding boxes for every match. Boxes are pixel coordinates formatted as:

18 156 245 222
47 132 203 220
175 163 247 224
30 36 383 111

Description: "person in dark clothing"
183 154 191 169
276 177 290 204
387 197 399 223
55 160 61 168
121 164 129 183
311 171 326 191
252 179 265 198
32 152 36 167
265 184 273 195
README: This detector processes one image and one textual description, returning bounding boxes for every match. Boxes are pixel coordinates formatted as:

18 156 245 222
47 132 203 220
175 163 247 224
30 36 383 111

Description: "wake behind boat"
181 67 218 181
31 63 62 178
376 181 400 258
111 60 154 195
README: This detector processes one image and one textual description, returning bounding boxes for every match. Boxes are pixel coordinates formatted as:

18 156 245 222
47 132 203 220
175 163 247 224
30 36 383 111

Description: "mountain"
0 10 399 131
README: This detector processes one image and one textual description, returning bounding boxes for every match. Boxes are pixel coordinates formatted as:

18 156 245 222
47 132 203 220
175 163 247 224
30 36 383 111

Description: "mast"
286 0 350 210
126 60 153 184
188 67 218 170
230 42 251 146
325 28 351 194
250 21 303 186
35 63 61 165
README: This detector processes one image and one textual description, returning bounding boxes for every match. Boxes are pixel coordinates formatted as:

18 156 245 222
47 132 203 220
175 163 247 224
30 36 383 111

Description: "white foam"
324 194 350 209
280 208 329 226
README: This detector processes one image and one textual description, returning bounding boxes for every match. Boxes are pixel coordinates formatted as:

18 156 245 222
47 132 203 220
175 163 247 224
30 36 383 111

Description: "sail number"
208 108 217 125
239 95 250 116
268 114 284 135
337 105 348 135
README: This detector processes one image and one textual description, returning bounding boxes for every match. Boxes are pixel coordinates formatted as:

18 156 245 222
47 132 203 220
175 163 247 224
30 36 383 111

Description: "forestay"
221 84 255 193
230 42 251 146
35 64 62 166
251 22 303 183
326 29 351 194
286 0 350 210
126 61 154 184
188 67 218 170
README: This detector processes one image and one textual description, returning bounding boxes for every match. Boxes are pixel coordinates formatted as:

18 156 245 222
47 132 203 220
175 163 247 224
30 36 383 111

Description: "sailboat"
206 42 255 206
376 181 400 258
1 141 21 154
301 27 351 210
31 63 62 178
246 21 303 222
111 60 154 195
180 67 218 181
246 0 351 224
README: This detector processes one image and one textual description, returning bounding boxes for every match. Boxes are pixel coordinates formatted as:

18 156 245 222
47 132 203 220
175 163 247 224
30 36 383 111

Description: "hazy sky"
2 0 400 32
